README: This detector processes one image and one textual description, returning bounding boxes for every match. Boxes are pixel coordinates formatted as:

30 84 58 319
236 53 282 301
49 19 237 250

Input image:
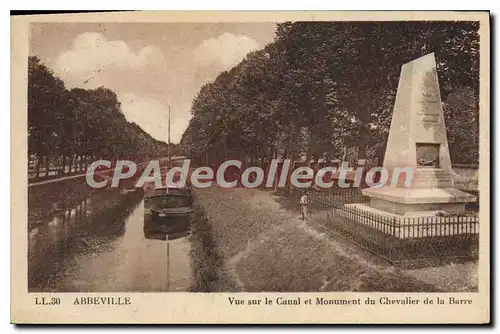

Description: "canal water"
28 190 193 292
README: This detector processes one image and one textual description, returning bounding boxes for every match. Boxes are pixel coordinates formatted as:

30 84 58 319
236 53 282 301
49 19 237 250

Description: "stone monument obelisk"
360 53 476 216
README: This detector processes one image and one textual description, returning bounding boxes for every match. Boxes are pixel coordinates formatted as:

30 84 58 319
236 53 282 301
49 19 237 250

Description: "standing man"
299 190 309 220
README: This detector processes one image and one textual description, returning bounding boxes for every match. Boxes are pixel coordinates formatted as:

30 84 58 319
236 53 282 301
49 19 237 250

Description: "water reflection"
142 217 192 292
28 191 143 291
28 189 193 292
143 216 191 241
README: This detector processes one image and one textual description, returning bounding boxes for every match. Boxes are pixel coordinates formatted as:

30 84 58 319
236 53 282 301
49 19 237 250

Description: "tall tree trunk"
61 155 65 175
44 156 49 178
69 155 74 174
307 130 316 167
306 151 312 167
58 155 62 175
341 146 347 163
287 151 296 193
260 156 265 187
213 148 217 170
357 144 367 162
273 150 282 192
35 155 42 179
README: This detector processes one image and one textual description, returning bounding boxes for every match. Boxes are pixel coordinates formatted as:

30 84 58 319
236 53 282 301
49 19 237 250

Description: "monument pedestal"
362 186 476 217
342 202 477 238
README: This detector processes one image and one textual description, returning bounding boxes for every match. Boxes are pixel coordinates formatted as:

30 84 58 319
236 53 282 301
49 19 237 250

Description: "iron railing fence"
307 190 479 266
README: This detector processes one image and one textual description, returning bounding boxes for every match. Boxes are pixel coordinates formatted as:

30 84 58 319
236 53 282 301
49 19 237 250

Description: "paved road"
28 191 192 292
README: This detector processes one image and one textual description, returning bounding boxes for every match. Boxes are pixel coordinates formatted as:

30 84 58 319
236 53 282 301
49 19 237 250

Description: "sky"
29 22 277 143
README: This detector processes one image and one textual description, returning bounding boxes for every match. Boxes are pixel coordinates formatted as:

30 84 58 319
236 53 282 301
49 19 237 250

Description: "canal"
28 189 193 292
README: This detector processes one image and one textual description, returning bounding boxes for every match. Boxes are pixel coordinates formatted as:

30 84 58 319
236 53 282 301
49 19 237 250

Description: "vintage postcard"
11 11 490 324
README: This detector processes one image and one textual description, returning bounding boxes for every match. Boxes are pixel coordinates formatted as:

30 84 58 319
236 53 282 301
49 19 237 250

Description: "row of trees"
28 56 171 179
181 21 480 168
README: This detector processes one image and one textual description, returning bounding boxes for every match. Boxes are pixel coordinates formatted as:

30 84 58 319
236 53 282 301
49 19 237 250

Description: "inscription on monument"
420 115 440 123
418 68 441 116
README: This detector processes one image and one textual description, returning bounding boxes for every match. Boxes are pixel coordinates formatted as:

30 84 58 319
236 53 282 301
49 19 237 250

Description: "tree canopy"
28 56 172 178
181 21 480 167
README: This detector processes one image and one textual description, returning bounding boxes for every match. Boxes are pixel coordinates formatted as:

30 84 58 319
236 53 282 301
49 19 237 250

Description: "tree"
28 56 66 176
28 58 170 179
181 21 480 171
443 86 479 165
